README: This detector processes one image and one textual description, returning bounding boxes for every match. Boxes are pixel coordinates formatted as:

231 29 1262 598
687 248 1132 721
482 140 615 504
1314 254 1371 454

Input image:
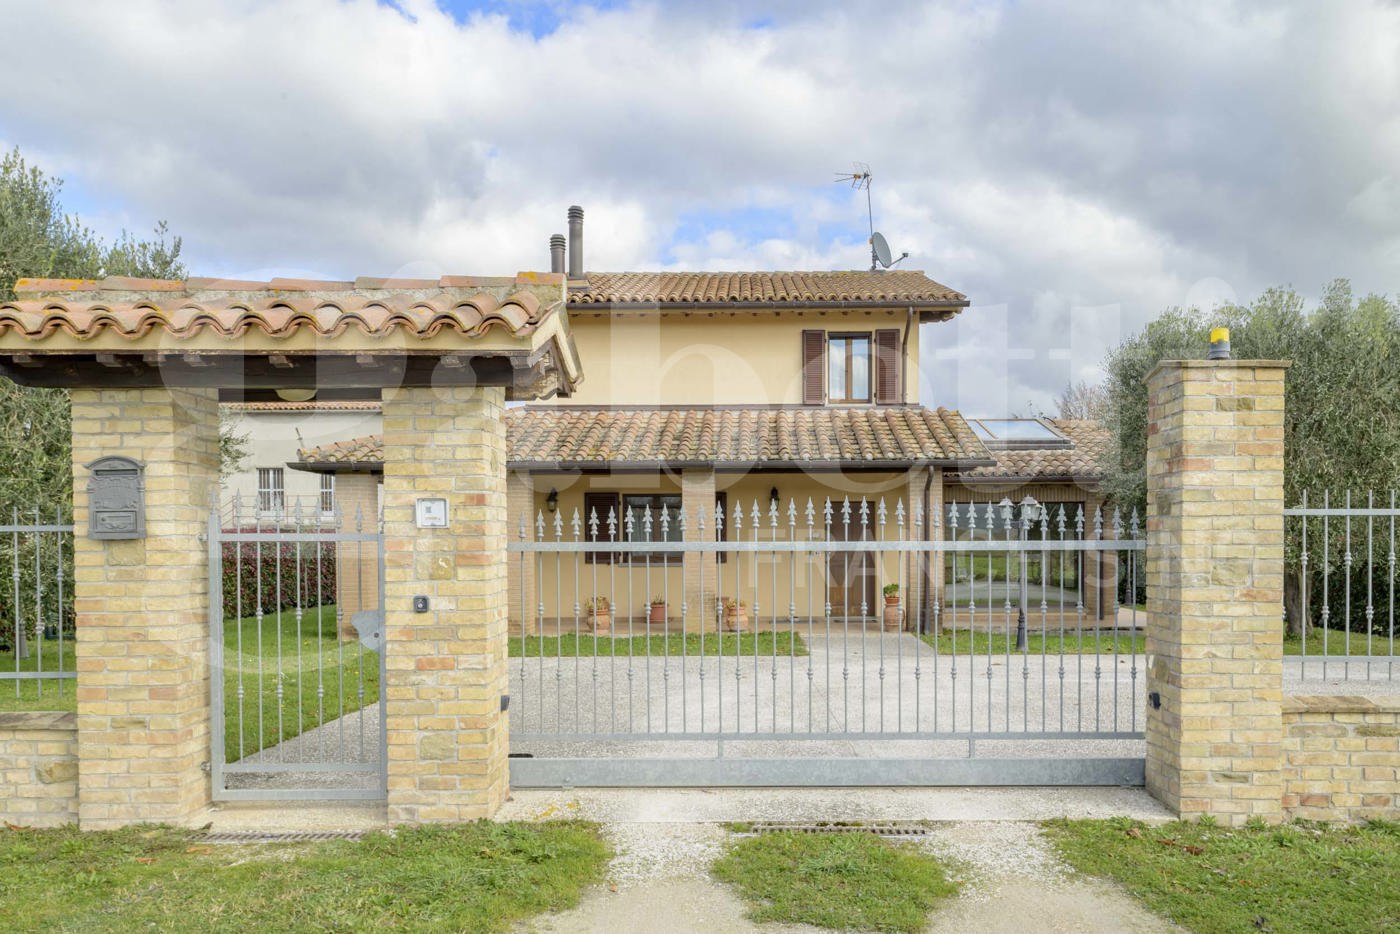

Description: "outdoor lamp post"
1000 495 1040 652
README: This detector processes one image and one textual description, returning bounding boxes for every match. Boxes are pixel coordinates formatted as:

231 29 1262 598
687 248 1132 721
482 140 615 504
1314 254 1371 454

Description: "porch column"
334 472 380 639
71 387 220 830
905 467 943 632
382 386 510 822
681 468 718 632
505 470 537 636
1145 359 1288 824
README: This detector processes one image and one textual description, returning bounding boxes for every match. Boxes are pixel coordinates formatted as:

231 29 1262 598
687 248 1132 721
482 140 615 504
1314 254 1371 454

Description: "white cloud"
1 0 1397 413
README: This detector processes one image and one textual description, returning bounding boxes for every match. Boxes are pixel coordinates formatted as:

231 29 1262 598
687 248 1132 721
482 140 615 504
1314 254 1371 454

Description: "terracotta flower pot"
589 610 611 634
648 603 667 625
723 607 748 632
882 596 901 631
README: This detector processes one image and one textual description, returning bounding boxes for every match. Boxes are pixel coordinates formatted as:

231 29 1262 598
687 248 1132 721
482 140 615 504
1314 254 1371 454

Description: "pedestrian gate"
208 496 386 801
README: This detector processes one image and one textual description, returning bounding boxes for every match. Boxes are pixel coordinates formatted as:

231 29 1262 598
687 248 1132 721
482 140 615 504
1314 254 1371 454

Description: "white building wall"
221 404 383 512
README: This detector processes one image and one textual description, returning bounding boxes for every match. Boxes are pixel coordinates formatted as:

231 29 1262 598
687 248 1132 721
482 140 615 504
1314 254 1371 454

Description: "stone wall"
1282 695 1400 822
0 712 79 827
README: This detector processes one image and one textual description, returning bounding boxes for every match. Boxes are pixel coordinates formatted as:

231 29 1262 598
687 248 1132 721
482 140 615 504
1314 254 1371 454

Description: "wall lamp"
545 488 559 513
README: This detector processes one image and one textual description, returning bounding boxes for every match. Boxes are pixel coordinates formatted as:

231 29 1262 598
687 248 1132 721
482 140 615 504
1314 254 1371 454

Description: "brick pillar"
71 387 220 830
505 471 537 636
334 472 380 639
381 386 509 822
681 469 718 632
1145 360 1289 825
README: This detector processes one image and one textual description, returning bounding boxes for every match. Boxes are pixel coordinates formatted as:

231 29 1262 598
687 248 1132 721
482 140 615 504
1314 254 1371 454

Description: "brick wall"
382 386 509 823
71 387 221 830
1282 695 1400 822
334 472 381 638
0 712 78 827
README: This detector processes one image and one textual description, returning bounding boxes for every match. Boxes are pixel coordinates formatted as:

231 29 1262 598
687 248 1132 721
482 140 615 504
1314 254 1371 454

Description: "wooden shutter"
583 491 620 564
874 329 901 405
802 329 826 405
715 491 728 564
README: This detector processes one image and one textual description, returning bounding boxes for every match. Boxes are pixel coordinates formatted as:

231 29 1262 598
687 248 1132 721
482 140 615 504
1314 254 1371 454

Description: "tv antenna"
834 162 909 271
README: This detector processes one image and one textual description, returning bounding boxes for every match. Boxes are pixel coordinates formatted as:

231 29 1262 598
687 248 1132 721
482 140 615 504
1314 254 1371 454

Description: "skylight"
968 418 1071 449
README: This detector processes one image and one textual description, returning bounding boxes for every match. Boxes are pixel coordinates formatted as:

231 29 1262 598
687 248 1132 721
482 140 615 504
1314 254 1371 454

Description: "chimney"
549 234 566 275
567 205 584 280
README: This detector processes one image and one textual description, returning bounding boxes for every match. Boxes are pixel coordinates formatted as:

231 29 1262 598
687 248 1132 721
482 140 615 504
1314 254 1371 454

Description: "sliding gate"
508 497 1146 787
208 495 386 800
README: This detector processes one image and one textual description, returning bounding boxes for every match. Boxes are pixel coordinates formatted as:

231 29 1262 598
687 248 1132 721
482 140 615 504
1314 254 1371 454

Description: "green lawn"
514 632 807 657
220 604 379 762
712 830 958 933
1044 818 1400 934
0 629 76 712
0 821 609 934
920 629 1146 656
1285 633 1400 656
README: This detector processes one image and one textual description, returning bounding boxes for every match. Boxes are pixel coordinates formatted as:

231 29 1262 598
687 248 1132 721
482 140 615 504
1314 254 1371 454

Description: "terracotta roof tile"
294 406 992 469
295 434 384 465
569 271 966 306
949 419 1109 483
1 274 564 342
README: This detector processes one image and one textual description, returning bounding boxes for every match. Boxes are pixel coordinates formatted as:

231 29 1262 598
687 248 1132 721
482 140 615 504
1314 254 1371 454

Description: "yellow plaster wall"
511 470 928 626
559 309 920 406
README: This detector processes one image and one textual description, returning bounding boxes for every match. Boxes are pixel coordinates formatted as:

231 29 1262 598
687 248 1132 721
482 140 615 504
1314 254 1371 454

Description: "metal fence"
509 496 1145 786
0 507 74 704
1285 491 1399 681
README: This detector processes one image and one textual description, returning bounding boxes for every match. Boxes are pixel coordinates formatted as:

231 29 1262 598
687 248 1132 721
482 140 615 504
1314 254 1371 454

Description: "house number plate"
415 497 449 528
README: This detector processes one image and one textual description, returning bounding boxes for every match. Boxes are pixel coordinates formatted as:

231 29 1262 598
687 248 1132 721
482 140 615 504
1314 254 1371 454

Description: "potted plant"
722 598 748 632
882 583 902 632
648 596 668 626
586 597 612 634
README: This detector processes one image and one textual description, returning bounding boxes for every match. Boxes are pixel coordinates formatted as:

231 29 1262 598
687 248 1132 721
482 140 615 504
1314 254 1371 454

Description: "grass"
712 830 958 933
0 629 77 713
0 821 610 934
1043 817 1400 934
220 604 379 762
513 631 808 657
920 629 1146 656
1284 632 1400 656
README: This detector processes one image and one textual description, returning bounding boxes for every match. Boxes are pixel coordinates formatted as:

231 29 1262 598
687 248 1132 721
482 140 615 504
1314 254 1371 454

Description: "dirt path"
516 821 1183 934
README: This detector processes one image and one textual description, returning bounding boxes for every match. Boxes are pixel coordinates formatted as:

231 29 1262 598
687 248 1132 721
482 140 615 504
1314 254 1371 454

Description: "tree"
1056 380 1108 421
1099 282 1400 636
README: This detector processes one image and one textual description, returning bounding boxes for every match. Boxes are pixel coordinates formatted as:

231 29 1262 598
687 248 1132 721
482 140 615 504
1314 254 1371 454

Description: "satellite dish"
871 232 893 268
869 231 910 271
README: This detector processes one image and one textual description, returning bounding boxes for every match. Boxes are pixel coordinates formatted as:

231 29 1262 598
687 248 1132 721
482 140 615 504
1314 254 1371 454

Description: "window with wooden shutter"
874 329 901 405
801 329 826 405
583 491 620 564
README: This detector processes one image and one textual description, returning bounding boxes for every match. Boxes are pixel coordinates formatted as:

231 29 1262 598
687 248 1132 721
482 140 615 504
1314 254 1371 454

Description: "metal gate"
208 495 386 801
508 496 1146 787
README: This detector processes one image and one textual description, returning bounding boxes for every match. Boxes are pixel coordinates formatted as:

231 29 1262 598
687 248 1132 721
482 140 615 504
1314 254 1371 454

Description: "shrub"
221 530 336 616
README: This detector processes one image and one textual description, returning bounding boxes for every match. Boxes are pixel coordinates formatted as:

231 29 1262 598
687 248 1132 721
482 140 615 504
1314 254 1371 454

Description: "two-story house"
283 206 1117 635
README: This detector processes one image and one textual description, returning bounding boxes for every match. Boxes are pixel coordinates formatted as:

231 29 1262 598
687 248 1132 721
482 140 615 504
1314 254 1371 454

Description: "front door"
826 519 875 618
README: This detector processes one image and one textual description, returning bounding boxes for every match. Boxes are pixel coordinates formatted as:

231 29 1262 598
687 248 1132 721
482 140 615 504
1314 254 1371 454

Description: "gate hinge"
200 760 211 774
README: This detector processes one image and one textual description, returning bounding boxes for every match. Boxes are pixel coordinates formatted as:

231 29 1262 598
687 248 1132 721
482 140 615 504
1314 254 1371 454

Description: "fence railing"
0 507 75 704
509 496 1145 743
1285 491 1398 681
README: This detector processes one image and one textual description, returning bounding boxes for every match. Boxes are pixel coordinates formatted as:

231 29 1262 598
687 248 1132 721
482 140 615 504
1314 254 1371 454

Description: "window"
319 474 335 515
584 491 722 564
828 334 872 404
802 329 901 405
257 468 285 514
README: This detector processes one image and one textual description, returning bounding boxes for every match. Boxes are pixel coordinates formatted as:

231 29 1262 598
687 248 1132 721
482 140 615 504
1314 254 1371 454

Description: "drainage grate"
737 822 933 838
200 830 371 845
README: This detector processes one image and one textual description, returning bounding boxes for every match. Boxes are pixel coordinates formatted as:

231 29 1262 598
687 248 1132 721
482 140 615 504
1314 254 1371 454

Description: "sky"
1 0 1397 416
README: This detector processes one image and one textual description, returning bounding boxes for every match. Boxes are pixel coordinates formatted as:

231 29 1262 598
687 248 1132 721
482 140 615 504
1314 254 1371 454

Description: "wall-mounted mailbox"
85 456 146 540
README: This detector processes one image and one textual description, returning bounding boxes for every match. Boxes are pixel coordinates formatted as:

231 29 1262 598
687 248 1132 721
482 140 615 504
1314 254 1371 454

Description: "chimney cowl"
567 205 584 280
549 234 566 275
